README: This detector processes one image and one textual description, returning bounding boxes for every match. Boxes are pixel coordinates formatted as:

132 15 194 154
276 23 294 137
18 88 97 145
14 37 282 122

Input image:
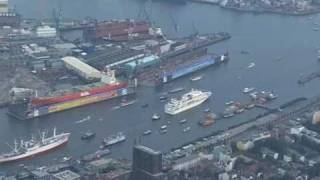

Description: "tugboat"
152 114 161 120
198 113 216 127
81 132 96 140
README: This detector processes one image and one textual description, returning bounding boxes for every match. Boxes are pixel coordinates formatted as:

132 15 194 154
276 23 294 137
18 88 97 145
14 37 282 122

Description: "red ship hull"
31 83 127 107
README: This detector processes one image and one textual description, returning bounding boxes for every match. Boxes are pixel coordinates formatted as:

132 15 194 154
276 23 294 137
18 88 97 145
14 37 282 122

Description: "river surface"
1 0 320 172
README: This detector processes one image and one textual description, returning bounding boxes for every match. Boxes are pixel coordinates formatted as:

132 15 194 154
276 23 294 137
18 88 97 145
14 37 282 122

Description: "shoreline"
190 0 320 16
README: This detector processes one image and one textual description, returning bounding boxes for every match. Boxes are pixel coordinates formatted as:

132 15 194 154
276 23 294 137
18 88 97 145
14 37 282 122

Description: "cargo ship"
8 82 135 120
0 128 70 164
157 53 228 84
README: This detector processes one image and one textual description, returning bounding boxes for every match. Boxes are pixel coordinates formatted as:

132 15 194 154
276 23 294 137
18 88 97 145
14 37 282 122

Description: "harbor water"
2 0 320 171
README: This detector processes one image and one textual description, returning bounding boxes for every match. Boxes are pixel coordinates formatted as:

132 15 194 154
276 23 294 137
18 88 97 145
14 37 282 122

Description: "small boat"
160 125 167 130
241 50 250 54
60 156 72 162
247 62 255 69
190 75 202 81
169 87 184 94
152 114 161 120
199 113 216 127
242 87 255 94
223 112 234 118
141 103 149 108
246 103 255 109
159 96 168 101
75 116 91 124
120 100 136 107
204 108 211 113
111 106 120 110
143 130 152 136
183 127 191 133
160 129 168 134
81 132 96 140
179 119 187 124
235 108 245 114
225 101 234 106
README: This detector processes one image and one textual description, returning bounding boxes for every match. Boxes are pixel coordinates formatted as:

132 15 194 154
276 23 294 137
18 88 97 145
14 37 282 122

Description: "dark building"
131 145 164 180
0 12 21 27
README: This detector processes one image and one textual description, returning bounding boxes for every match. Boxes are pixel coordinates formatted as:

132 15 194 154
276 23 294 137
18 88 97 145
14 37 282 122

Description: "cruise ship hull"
165 92 211 115
8 87 135 120
0 134 70 164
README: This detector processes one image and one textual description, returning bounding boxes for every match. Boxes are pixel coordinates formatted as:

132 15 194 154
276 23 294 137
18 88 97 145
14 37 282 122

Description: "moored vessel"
0 128 70 164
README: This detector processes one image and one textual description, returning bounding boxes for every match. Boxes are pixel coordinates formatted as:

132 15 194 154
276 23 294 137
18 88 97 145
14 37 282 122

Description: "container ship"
0 128 70 164
8 82 135 120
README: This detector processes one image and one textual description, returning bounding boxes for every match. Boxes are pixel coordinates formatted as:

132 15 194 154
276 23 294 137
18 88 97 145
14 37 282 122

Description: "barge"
8 82 135 120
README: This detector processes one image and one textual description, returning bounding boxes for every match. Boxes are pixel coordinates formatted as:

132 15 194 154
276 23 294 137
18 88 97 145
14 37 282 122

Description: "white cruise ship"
164 89 212 115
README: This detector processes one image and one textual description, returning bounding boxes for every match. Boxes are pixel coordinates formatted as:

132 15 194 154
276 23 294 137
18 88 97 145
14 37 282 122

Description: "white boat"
152 114 161 120
164 89 212 115
0 128 70 164
225 101 234 106
75 116 91 124
120 100 136 107
101 132 126 148
160 125 167 130
247 62 255 69
143 130 152 136
160 129 167 134
183 127 191 133
190 75 202 81
242 87 255 94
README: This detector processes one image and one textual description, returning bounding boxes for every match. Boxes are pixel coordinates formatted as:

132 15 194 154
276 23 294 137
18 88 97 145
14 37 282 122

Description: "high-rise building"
131 145 164 180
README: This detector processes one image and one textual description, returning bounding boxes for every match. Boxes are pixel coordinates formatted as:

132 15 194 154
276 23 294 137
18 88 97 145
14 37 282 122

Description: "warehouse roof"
62 56 101 77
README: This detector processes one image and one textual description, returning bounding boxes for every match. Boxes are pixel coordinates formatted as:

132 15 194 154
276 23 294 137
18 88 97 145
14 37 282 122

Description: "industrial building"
62 56 101 82
36 26 57 38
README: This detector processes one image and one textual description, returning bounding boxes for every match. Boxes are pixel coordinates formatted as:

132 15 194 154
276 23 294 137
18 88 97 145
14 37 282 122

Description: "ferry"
101 132 126 148
165 89 212 115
